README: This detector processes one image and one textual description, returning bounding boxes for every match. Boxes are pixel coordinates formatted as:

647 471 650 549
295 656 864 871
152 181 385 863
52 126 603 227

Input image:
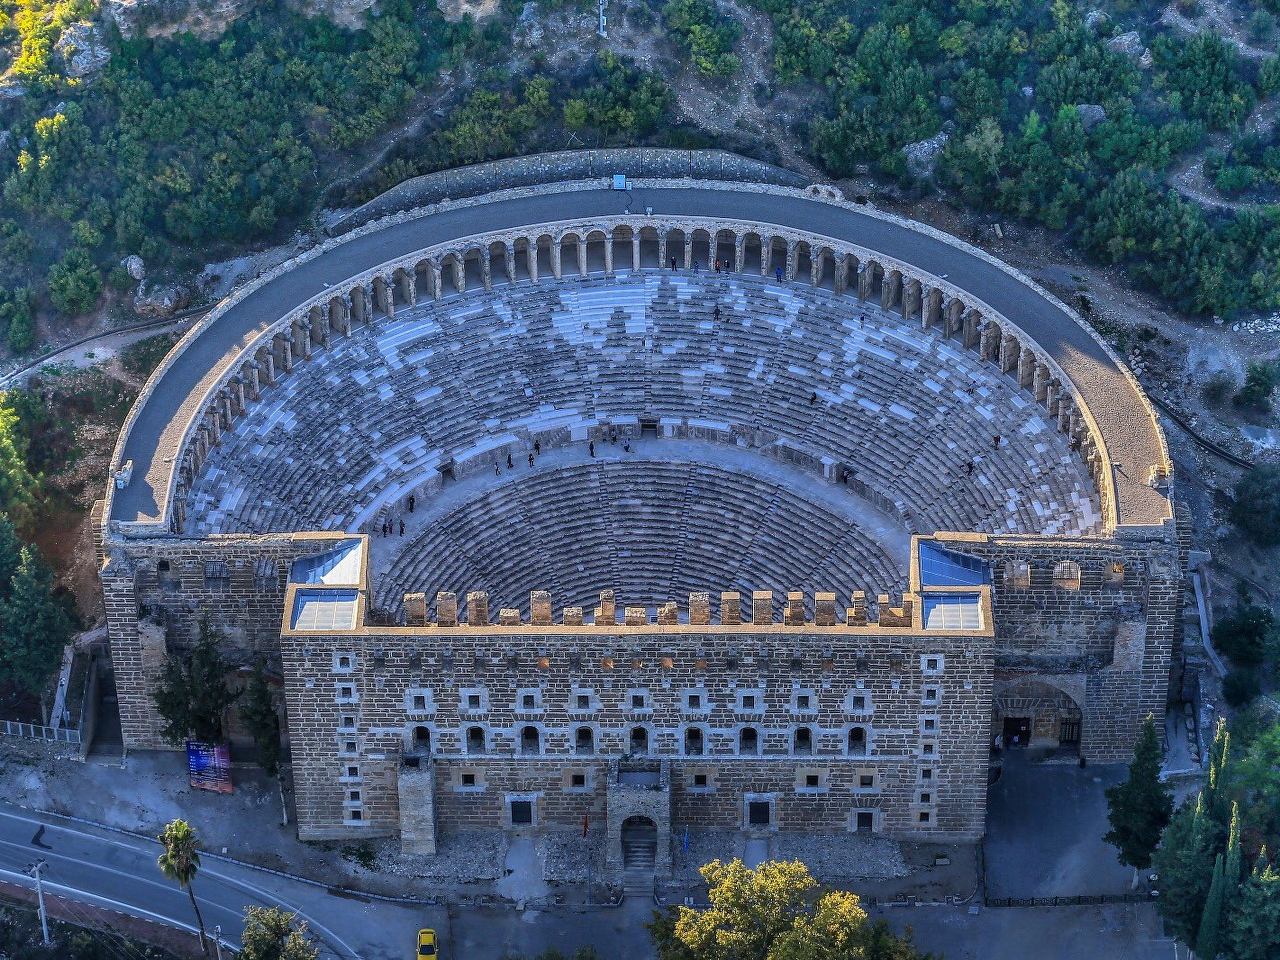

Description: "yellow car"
416 928 438 957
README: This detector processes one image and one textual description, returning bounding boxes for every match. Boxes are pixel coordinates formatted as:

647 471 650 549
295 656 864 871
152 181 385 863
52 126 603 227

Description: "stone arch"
638 225 662 268
741 231 765 274
794 239 813 284
711 228 735 270
690 226 713 270
682 724 708 756
994 679 1082 751
739 726 760 756
628 724 652 756
664 227 687 269
465 724 486 754
811 245 835 287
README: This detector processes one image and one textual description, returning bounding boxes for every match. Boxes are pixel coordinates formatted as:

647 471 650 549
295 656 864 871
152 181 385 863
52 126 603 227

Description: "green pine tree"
1104 713 1174 869
238 658 282 779
0 545 73 720
0 513 22 601
152 615 240 744
1196 853 1226 960
1226 850 1280 960
1154 794 1225 945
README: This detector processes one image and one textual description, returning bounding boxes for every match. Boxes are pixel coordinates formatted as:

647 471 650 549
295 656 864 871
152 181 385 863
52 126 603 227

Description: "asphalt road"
110 182 1169 531
0 802 433 957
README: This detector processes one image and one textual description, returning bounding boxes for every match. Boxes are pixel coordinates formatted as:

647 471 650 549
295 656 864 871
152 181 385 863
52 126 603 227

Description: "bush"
1202 370 1236 406
3 289 35 353
1223 667 1262 707
46 247 102 317
663 0 742 78
1234 362 1280 411
1212 605 1279 667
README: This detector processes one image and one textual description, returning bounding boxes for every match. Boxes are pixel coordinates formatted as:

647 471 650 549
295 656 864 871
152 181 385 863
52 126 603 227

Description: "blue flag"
683 826 689 852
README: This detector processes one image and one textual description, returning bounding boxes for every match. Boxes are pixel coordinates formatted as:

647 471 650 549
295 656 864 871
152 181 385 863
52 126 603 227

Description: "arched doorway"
621 815 658 874
994 680 1083 752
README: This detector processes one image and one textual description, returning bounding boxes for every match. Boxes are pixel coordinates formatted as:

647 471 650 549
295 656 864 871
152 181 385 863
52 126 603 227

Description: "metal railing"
0 719 81 744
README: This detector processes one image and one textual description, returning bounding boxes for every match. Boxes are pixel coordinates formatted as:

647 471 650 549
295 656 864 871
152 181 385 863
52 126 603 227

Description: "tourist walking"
534 439 541 455
589 440 595 457
408 495 415 513
992 434 1002 450
507 453 514 470
528 453 535 467
399 519 405 536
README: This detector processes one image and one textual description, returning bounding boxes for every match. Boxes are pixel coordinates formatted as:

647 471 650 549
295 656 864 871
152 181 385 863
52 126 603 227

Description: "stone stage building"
95 150 1180 870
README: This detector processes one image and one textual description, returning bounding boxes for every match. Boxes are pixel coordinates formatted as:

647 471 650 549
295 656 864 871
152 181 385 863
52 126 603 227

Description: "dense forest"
0 0 1278 346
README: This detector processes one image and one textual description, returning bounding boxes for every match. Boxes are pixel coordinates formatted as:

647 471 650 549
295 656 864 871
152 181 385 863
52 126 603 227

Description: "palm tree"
158 819 209 955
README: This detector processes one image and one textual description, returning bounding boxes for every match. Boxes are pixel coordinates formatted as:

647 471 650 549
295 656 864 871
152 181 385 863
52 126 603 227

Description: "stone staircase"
622 835 656 901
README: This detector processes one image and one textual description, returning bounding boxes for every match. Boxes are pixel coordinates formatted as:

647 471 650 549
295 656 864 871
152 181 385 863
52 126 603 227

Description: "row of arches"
169 217 1111 533
404 723 870 757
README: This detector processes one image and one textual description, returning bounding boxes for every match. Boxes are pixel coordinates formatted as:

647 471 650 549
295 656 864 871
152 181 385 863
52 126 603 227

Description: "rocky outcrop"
1076 104 1107 130
122 256 146 282
133 282 190 318
902 130 949 179
54 22 111 78
1107 31 1147 59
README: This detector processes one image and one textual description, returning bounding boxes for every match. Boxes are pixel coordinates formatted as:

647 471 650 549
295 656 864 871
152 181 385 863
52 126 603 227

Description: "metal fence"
0 719 81 744
985 894 1151 908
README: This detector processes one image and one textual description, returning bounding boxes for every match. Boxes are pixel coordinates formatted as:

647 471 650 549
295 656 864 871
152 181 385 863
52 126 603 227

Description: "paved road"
0 801 664 958
109 181 1169 531
0 802 432 957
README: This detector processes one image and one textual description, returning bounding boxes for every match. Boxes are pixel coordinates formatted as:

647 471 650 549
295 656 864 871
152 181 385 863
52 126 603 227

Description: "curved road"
110 183 1170 532
0 802 423 957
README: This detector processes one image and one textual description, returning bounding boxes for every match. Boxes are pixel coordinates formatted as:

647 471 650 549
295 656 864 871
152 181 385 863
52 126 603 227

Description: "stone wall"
932 531 1178 760
279 625 991 844
100 532 348 749
332 149 811 234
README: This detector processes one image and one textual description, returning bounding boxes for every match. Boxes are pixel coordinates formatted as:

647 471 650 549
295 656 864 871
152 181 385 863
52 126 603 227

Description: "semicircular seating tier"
370 455 912 619
185 273 1103 560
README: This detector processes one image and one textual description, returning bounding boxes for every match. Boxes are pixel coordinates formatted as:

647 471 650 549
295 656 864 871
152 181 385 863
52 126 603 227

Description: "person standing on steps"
507 453 514 470
992 434 1002 450
528 453 535 468
534 439 541 456
670 256 677 270
399 519 405 536
408 495 415 513
589 440 595 458
713 305 721 321
776 266 784 283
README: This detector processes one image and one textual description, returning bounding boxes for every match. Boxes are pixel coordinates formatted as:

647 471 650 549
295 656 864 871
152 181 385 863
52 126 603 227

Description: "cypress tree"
1196 853 1226 960
1205 719 1232 826
1154 794 1224 945
1227 850 1280 960
0 545 73 720
1104 713 1174 869
1225 803 1243 910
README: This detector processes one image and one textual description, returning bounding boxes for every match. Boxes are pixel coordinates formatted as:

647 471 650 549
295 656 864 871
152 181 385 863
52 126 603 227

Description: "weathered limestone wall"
932 532 1178 761
279 624 991 844
101 533 347 749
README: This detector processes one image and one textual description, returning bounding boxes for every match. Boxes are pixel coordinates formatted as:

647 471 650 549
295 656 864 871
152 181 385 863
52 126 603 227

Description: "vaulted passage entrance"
995 680 1082 753
622 816 657 870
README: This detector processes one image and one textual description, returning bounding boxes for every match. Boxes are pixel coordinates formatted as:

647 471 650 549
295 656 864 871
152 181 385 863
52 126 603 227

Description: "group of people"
669 257 734 273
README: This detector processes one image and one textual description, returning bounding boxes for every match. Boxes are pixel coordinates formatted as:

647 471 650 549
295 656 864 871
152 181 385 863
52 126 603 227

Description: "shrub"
1234 465 1280 545
3 289 35 353
1202 370 1236 406
1212 605 1280 668
1234 362 1280 411
46 247 102 317
1223 667 1261 707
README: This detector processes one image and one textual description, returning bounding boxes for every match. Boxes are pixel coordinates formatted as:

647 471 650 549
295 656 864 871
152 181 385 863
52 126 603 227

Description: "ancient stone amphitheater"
96 151 1180 871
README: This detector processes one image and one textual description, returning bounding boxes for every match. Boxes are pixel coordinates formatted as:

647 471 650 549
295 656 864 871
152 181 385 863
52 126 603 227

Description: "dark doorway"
510 800 533 826
621 815 658 869
1003 716 1030 746
748 800 772 826
856 811 874 833
630 727 649 755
